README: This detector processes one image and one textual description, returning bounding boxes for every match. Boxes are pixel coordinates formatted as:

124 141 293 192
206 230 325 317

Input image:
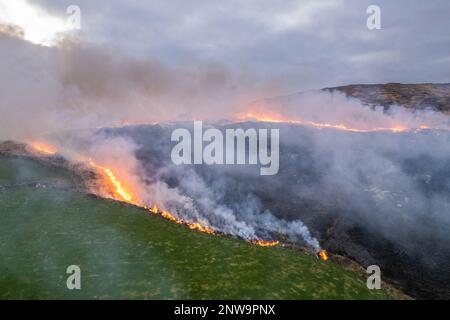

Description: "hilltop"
324 83 450 112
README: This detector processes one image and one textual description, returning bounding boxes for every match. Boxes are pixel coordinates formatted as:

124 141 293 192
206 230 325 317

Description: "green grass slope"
0 156 391 299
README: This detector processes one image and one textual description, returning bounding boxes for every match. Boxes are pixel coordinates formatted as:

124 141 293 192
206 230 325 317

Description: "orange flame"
147 206 215 234
89 161 134 203
251 239 280 247
31 143 56 155
239 113 414 133
318 249 329 261
149 205 159 214
188 222 215 235
90 164 217 236
161 210 183 224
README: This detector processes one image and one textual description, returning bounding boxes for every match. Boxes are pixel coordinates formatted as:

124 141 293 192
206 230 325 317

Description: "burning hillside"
0 81 449 300
1 81 448 299
24 140 280 248
62 114 447 300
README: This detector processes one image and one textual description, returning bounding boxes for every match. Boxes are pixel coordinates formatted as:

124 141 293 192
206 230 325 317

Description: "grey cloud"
28 0 450 91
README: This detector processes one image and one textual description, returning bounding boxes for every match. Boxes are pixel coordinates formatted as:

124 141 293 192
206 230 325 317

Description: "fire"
25 142 292 243
29 142 134 204
188 222 215 234
239 113 413 133
149 205 159 214
89 162 219 236
26 142 294 248
318 249 329 261
161 210 183 224
251 239 280 247
28 142 283 243
31 143 56 155
147 206 215 234
88 161 134 203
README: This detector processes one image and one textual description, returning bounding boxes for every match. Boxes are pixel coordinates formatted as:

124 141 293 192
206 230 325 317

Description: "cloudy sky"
1 0 450 93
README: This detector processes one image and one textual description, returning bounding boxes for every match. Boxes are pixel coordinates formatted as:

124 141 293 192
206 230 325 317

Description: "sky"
1 0 450 93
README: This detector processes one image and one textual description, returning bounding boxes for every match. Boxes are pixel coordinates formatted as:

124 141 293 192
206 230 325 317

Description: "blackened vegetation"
98 122 450 299
325 83 450 113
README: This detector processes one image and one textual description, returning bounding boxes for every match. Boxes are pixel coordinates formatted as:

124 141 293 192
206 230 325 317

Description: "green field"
0 156 391 299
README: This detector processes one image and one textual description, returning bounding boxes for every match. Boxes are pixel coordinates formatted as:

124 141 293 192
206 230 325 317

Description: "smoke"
148 165 320 249
0 28 281 141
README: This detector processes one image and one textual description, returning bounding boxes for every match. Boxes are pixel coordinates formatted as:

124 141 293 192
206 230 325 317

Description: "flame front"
251 239 280 247
188 222 215 234
239 113 415 133
147 206 215 234
87 162 219 236
89 161 134 203
31 143 56 155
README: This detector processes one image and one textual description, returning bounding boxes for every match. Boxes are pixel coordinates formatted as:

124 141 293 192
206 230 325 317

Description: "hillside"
0 154 393 299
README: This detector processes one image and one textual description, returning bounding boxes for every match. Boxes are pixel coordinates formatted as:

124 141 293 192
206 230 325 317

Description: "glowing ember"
252 239 280 247
239 113 413 133
318 249 329 261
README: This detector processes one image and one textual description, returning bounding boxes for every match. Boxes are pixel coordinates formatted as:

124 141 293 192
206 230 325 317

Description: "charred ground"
94 119 450 300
